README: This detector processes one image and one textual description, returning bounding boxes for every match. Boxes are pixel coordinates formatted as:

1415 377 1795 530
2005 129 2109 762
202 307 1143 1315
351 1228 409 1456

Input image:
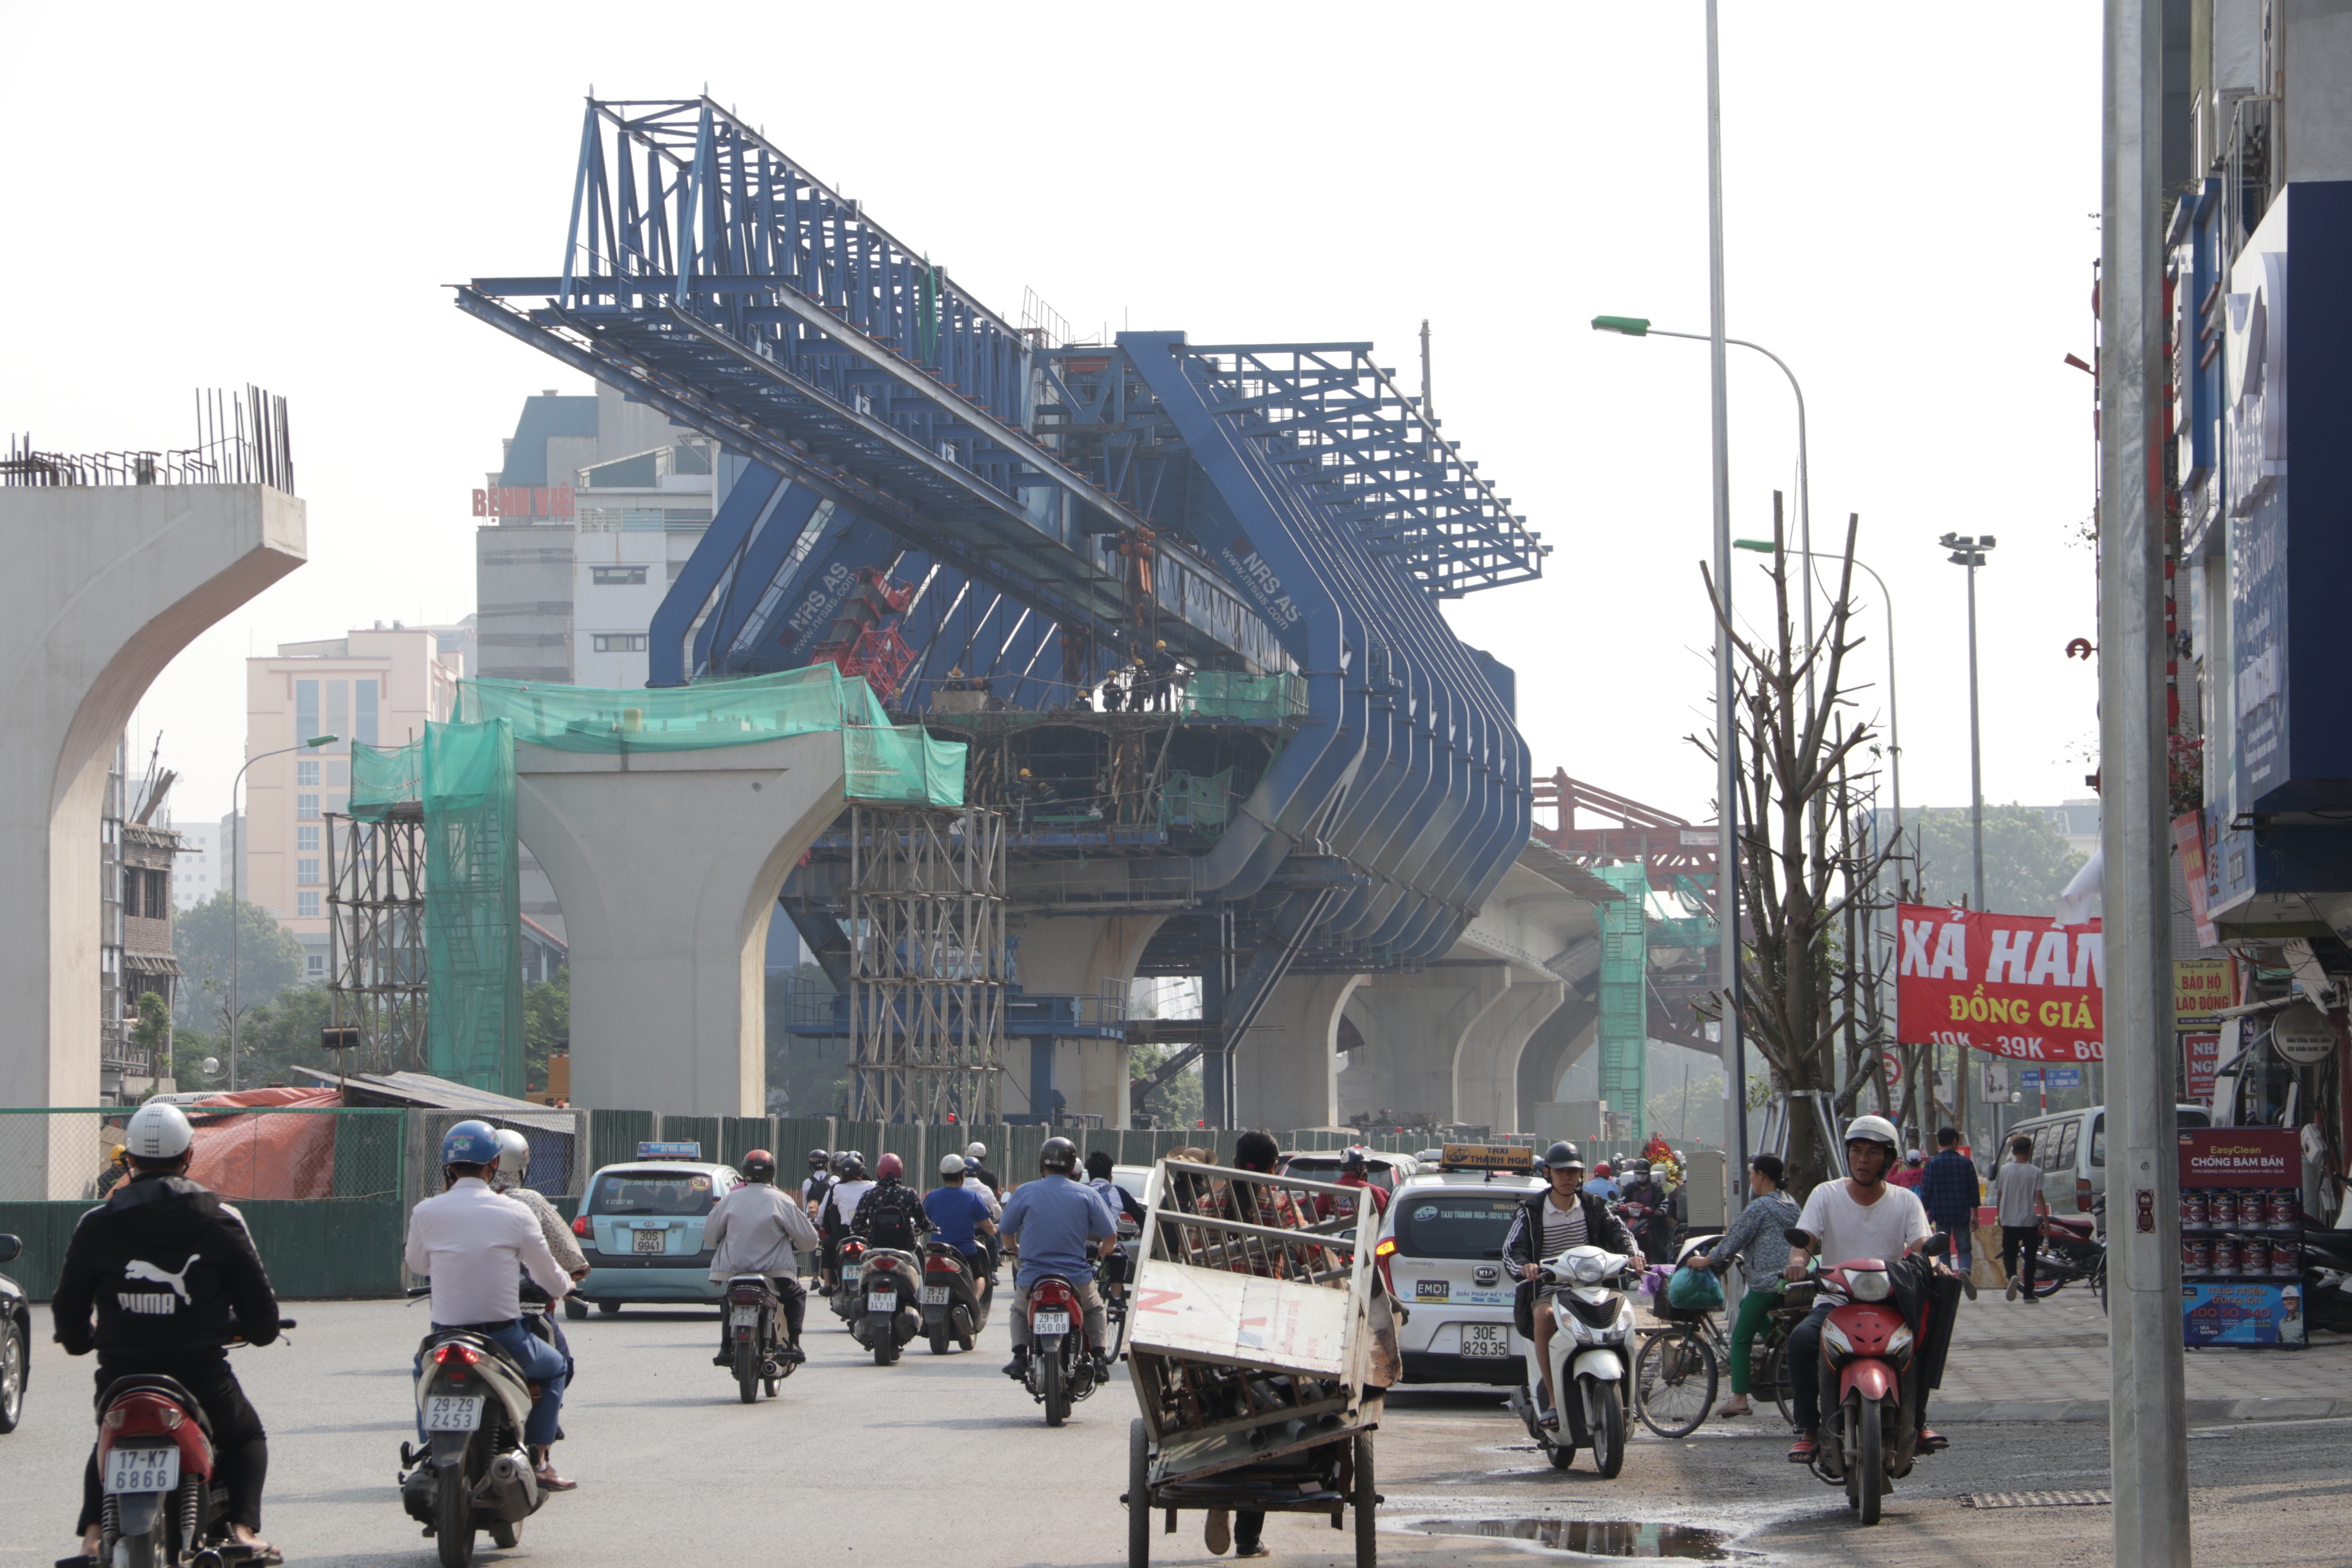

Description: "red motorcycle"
1019 1273 1100 1426
1789 1230 1949 1525
95 1320 294 1566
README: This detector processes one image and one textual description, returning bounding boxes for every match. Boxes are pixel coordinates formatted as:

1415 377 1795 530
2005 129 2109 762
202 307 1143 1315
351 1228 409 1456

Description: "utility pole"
1419 319 1433 417
2102 0 2188 1559
1703 0 1748 1220
1938 530 1997 1153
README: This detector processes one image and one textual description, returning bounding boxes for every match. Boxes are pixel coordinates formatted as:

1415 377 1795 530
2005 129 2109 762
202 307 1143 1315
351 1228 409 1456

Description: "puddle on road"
1404 1517 1744 1559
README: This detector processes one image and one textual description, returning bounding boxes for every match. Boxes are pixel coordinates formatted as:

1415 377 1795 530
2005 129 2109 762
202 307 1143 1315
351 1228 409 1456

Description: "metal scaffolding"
846 806 1006 1123
326 806 428 1074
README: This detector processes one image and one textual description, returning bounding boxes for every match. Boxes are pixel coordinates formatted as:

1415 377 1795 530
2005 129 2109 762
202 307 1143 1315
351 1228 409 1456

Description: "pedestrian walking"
1919 1126 1981 1299
1688 1154 1799 1419
1996 1135 2049 1302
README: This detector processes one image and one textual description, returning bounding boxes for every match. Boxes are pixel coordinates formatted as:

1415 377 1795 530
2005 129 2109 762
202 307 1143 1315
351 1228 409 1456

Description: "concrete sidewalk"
1930 1279 2352 1422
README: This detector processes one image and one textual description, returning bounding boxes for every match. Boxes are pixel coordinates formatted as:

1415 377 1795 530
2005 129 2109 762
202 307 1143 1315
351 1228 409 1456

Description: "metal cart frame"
1121 1159 1386 1566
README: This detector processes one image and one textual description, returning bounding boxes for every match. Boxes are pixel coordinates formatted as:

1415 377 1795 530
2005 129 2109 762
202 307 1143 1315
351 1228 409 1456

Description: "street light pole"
228 734 337 1090
1939 533 1995 1148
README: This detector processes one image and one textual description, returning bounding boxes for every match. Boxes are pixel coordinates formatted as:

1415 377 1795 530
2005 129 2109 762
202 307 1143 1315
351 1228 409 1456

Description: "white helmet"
964 1142 987 1162
494 1128 532 1179
125 1102 194 1162
939 1153 966 1177
1844 1115 1901 1150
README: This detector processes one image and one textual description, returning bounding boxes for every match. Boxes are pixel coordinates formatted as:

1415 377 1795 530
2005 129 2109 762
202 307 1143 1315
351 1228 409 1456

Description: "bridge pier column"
1236 972 1367 1133
1003 913 1167 1128
0 484 303 1194
1456 976 1563 1136
515 735 845 1117
1350 966 1514 1129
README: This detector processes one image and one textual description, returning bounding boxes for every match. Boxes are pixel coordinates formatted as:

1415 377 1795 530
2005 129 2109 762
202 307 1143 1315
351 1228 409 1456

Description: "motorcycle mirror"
1783 1227 1816 1250
1923 1233 1952 1259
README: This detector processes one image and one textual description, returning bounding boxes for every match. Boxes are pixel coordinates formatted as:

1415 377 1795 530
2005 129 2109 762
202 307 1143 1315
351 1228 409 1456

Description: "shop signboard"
1896 904 2103 1061
2183 1033 2221 1105
2177 1127 2298 1187
2173 958 2231 1028
2184 1282 2307 1348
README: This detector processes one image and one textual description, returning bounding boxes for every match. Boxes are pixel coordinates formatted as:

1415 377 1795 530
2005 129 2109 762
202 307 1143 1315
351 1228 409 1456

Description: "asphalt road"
7 1298 2352 1567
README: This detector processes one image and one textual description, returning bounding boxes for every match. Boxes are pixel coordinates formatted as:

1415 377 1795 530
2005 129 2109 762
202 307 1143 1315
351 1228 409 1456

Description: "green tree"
522 970 570 1097
1910 805 2087 916
131 991 172 1060
173 893 306 1030
169 984 338 1089
1129 1043 1204 1131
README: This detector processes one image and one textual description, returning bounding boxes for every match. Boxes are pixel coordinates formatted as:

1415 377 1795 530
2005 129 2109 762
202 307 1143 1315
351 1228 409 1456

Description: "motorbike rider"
1083 1149 1148 1228
923 1154 998 1306
1782 1114 1943 1464
802 1149 837 1284
1582 1161 1621 1201
1500 1141 1640 1432
850 1153 930 1253
1316 1145 1390 1223
53 1102 284 1565
1688 1154 1800 1419
963 1141 1002 1195
997 1136 1117 1383
491 1129 588 1380
705 1150 818 1366
405 1120 578 1491
1616 1158 1671 1262
821 1152 875 1289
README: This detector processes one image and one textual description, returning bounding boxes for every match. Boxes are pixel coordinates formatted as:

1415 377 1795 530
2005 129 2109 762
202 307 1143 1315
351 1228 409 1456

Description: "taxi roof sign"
1439 1143 1535 1174
636 1141 703 1161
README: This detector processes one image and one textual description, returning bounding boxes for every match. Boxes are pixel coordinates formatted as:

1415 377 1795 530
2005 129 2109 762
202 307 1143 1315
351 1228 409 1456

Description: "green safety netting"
1182 670 1306 723
1157 767 1234 831
422 720 523 1095
348 740 422 822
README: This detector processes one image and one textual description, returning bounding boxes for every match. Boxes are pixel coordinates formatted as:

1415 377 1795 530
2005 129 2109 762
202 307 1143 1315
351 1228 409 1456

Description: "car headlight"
1848 1269 1891 1303
1884 1324 1915 1366
1819 1319 1854 1368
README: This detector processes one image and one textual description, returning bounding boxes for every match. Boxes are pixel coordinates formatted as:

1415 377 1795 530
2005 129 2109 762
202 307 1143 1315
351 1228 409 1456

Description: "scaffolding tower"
846 806 1006 1123
326 805 429 1074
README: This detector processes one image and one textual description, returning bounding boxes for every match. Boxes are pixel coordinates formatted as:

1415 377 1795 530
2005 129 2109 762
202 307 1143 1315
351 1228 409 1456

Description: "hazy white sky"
6 3 2103 832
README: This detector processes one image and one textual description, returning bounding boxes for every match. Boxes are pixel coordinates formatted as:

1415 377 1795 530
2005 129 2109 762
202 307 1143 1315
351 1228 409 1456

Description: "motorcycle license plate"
1462 1324 1513 1358
102 1446 179 1494
867 1292 897 1313
920 1286 951 1305
842 1265 863 1284
632 1229 666 1254
422 1394 485 1432
730 1305 761 1327
1032 1310 1071 1336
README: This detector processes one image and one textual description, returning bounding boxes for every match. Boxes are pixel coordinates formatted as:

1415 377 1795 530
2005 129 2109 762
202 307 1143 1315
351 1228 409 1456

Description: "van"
2000 1103 2210 1221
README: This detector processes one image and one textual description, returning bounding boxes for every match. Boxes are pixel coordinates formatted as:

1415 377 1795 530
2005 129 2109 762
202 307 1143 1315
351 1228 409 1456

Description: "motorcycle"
92 1319 294 1568
398 1298 551 1568
721 1275 798 1403
1510 1244 1636 1477
918 1241 988 1355
1615 1198 1673 1267
2298 1229 2352 1334
2026 1210 2107 1307
851 1246 923 1365
1787 1227 1949 1527
829 1237 868 1324
1020 1272 1102 1427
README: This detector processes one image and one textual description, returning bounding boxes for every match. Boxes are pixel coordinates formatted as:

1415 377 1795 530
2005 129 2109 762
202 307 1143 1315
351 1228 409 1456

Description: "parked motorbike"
918 1242 988 1355
1786 1228 1949 1526
2027 1211 2107 1307
2299 1229 2352 1334
92 1319 294 1568
829 1237 868 1324
1021 1272 1101 1426
1511 1244 1636 1477
398 1305 550 1568
851 1247 923 1365
721 1275 798 1402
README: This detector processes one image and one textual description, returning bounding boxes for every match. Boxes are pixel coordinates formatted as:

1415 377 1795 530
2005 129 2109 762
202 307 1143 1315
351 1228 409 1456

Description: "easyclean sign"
1895 904 2103 1061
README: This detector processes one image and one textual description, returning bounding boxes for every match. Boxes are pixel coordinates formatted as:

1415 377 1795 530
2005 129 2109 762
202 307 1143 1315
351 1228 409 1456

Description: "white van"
2000 1103 2210 1220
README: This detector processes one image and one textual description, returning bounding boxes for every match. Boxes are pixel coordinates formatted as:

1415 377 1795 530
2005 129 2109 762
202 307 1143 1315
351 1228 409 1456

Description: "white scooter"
1510 1244 1638 1477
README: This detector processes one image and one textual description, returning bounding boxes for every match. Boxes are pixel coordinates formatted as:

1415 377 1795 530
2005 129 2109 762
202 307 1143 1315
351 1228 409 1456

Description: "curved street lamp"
228 734 337 1090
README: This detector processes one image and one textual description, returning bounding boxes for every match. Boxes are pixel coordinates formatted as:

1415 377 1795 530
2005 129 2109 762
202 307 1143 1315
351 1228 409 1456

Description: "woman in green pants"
1690 1154 1800 1419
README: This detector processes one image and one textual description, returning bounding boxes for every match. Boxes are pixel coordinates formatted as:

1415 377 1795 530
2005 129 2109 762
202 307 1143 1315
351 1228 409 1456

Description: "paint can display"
2242 1236 2271 1276
2271 1189 2301 1231
2212 1234 2241 1277
2210 1190 2238 1229
2182 1190 2210 1228
2273 1241 2302 1278
2184 1236 2213 1276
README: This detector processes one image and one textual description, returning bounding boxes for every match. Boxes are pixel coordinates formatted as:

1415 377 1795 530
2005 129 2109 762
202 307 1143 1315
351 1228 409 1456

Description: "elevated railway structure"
462 97 1551 1125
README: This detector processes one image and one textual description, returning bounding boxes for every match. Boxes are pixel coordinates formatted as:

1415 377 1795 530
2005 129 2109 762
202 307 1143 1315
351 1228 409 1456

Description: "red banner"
1895 904 2104 1061
2177 1128 2298 1188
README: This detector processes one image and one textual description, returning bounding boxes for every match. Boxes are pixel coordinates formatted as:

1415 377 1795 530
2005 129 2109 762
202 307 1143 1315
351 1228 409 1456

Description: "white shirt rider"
406 1177 573 1325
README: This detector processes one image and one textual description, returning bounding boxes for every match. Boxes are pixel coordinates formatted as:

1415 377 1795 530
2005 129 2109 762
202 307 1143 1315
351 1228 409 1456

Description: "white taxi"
1372 1148 1544 1386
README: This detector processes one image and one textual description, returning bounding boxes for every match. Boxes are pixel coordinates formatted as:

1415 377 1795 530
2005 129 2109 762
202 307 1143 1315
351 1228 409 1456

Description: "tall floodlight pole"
1703 0 1747 1218
1938 531 1995 1148
2102 0 2188 1557
229 734 337 1090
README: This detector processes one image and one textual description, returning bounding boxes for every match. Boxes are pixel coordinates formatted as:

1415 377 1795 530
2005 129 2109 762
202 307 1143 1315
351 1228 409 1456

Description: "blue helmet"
440 1119 502 1168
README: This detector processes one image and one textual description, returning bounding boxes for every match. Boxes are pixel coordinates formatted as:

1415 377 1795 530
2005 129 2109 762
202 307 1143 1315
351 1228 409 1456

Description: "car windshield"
1286 1157 1401 1190
589 1170 718 1216
1393 1191 1525 1259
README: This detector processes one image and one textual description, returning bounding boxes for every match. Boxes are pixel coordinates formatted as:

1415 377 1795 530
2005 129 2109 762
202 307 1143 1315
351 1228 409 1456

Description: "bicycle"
1633 1286 1800 1438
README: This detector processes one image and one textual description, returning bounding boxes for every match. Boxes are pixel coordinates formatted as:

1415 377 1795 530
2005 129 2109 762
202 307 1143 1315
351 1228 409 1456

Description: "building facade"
243 627 463 978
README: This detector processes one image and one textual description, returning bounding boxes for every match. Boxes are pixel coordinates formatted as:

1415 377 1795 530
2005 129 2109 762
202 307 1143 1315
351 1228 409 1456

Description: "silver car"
1375 1171 1543 1386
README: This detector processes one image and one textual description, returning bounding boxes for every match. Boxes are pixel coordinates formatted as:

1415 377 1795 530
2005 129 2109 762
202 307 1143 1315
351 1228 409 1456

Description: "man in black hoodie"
53 1102 282 1563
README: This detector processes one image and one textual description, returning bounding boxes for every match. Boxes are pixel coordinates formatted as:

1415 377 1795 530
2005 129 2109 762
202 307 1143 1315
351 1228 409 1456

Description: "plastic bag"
1665 1263 1726 1312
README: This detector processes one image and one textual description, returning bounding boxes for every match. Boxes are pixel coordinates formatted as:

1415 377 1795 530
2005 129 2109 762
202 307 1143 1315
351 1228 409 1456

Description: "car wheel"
0 1317 24 1433
596 1301 620 1317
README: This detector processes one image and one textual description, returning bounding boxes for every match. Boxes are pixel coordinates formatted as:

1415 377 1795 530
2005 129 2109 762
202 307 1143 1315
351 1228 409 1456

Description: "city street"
8 1295 2352 1567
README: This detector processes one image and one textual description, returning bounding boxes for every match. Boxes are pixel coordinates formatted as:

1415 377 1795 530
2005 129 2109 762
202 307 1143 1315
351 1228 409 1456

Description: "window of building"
355 678 378 746
305 950 325 976
298 824 321 852
592 633 648 653
298 760 321 788
298 793 320 819
591 565 648 586
325 680 349 746
297 891 321 918
296 680 319 747
298 858 321 885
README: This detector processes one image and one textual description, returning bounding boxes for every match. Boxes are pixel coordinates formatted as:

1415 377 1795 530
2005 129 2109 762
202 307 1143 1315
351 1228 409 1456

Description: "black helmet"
1541 1141 1585 1172
807 1147 830 1168
743 1149 776 1183
1341 1145 1371 1171
1040 1136 1079 1174
839 1150 867 1180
